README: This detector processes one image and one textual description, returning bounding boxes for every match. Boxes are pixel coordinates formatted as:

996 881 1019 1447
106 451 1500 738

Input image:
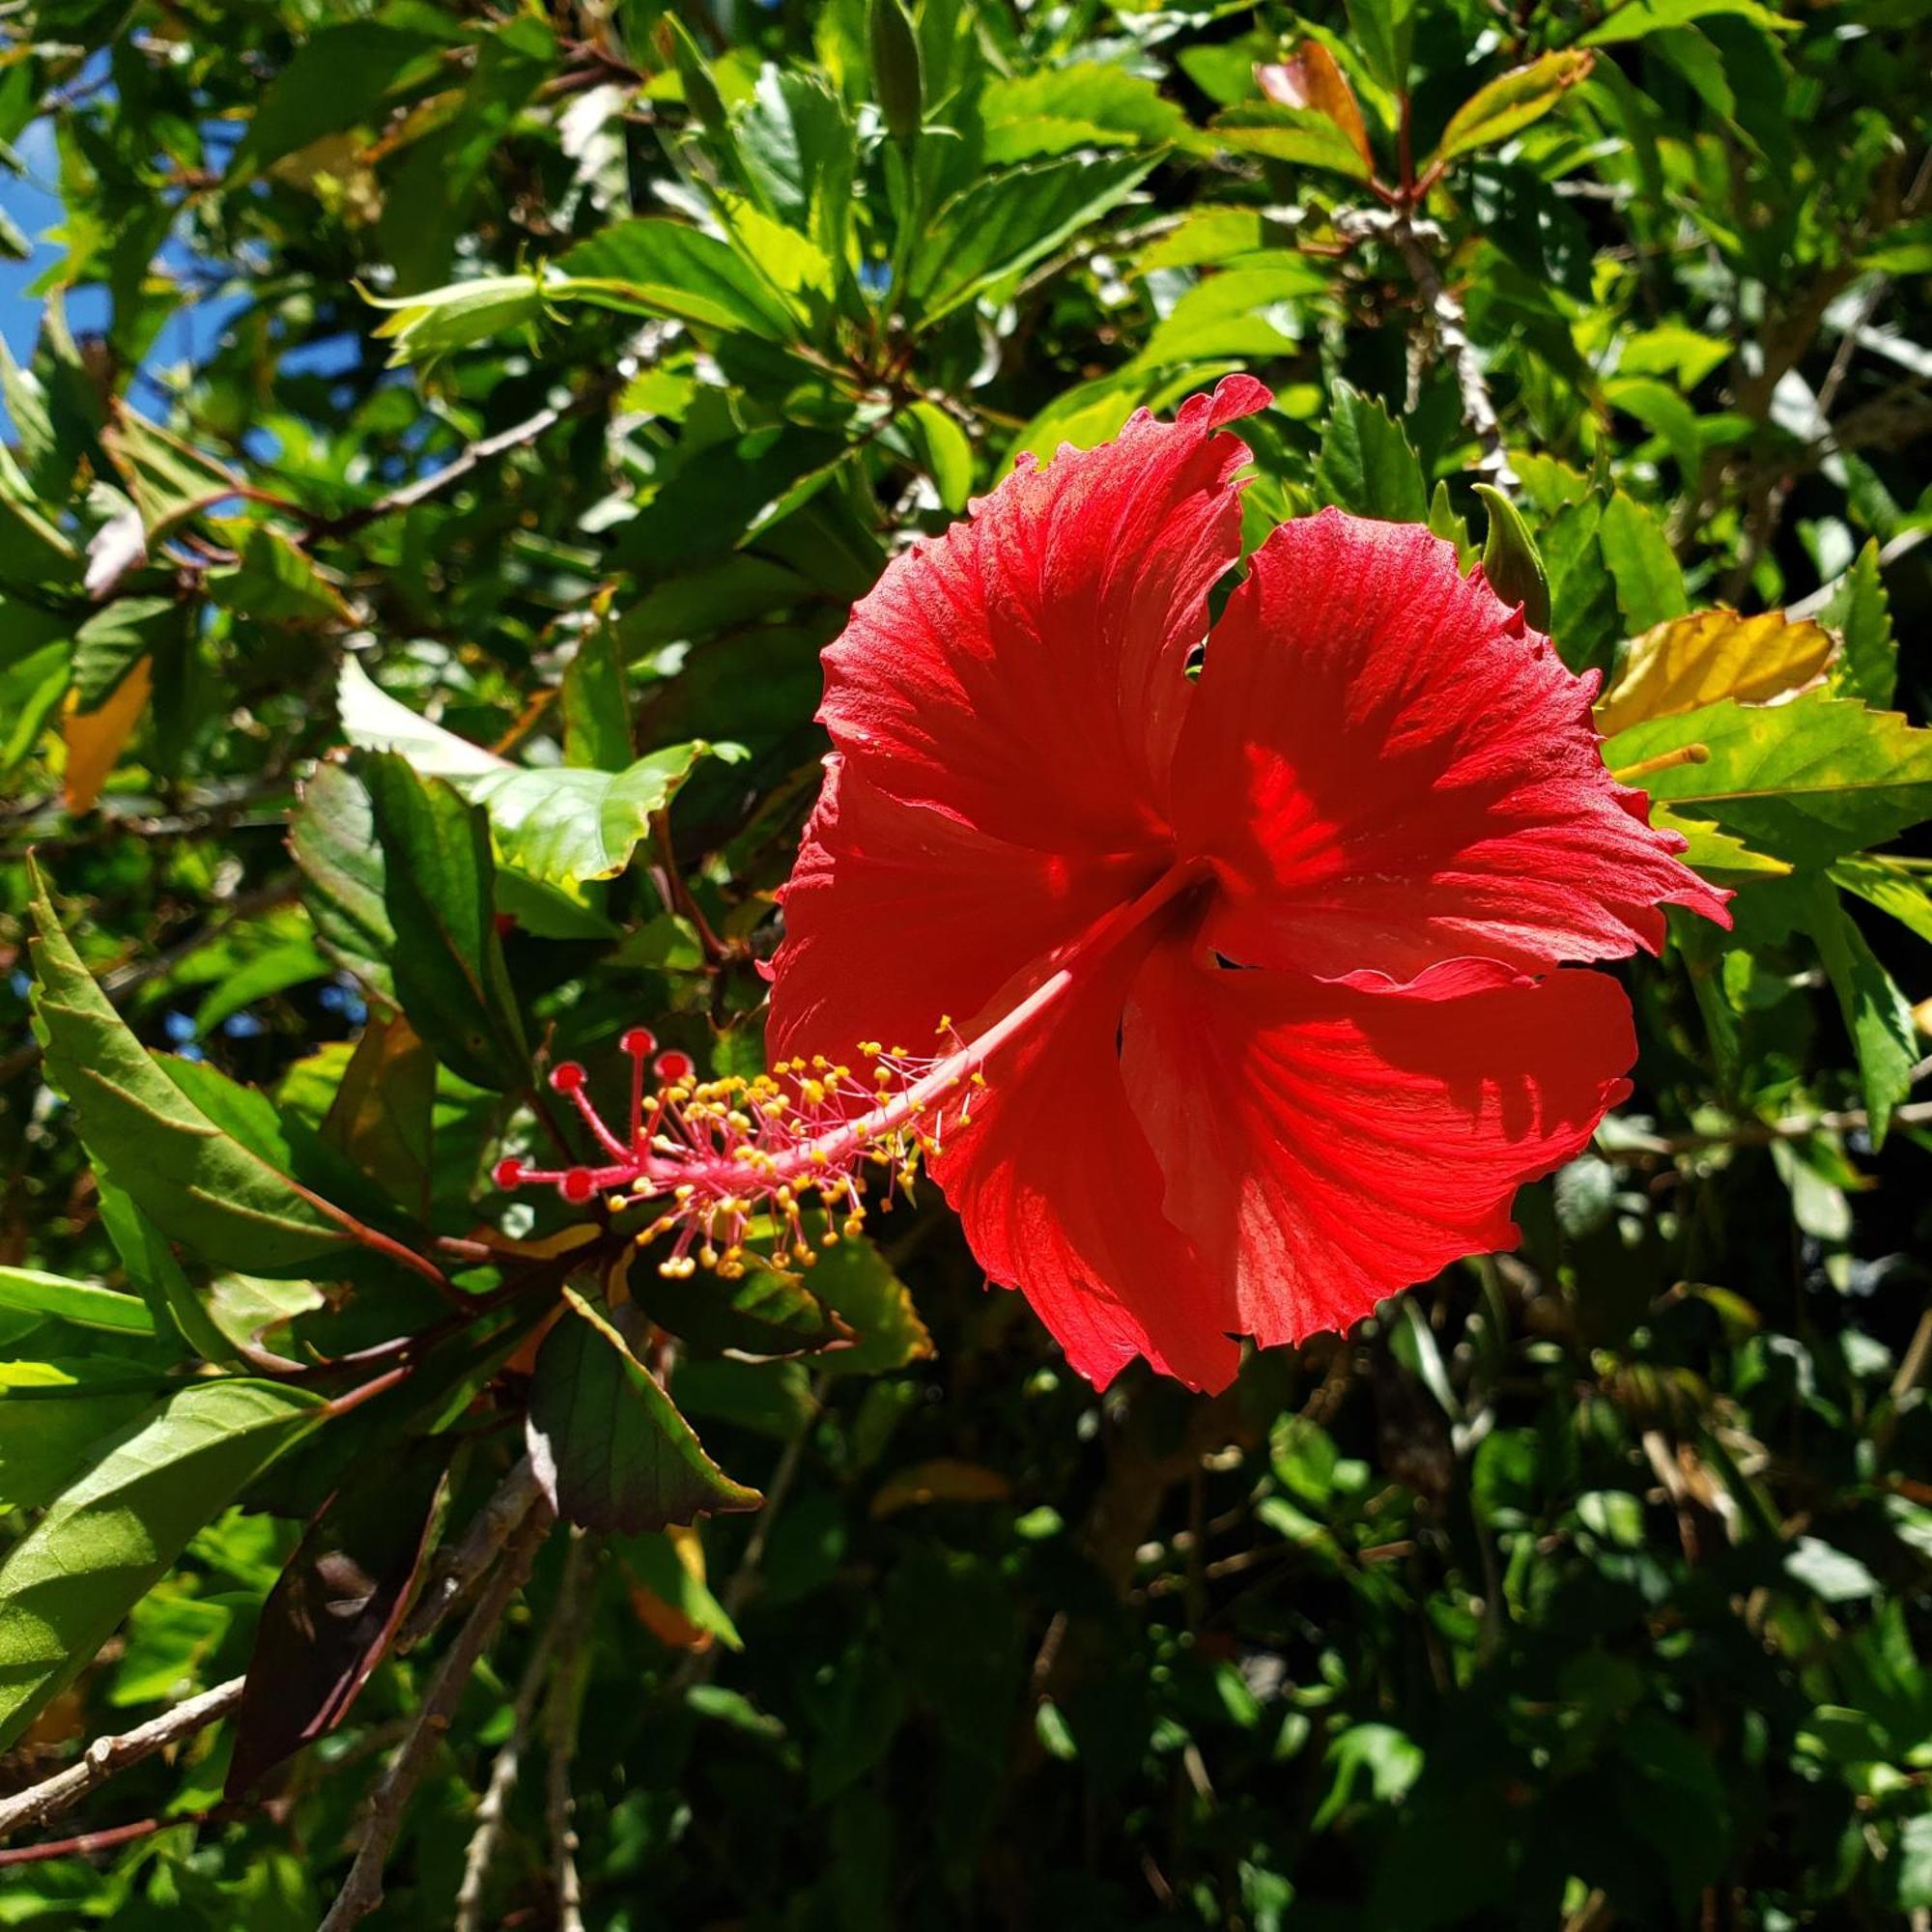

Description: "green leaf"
0 1360 162 1514
335 654 508 780
630 1250 855 1362
1794 874 1918 1146
462 744 725 894
907 155 1158 325
1429 52 1595 165
1823 539 1896 709
1598 491 1688 631
526 1289 763 1535
1543 497 1621 675
100 407 240 537
72 596 179 709
558 219 801 340
1344 0 1416 89
1474 484 1551 631
1315 384 1429 524
1136 257 1326 368
1831 855 1932 944
867 0 923 146
1209 103 1378 183
0 1266 156 1336
1603 377 1703 487
1654 809 1791 877
361 754 530 1091
1582 0 1796 45
28 862 391 1277
901 402 974 514
366 272 551 366
559 622 634 771
1603 692 1932 867
0 1378 326 1749
981 65 1187 164
620 1529 743 1652
208 526 354 627
290 762 398 1001
802 1234 934 1378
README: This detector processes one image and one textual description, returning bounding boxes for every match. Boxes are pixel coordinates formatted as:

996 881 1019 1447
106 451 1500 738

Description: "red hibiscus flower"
760 378 1728 1392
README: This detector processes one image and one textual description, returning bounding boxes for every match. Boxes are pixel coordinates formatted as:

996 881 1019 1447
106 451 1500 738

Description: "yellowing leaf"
63 654 152 813
1594 609 1834 738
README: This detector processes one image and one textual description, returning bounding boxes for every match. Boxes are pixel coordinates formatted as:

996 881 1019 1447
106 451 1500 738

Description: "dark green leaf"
361 754 530 1091
1474 484 1551 631
526 1289 762 1535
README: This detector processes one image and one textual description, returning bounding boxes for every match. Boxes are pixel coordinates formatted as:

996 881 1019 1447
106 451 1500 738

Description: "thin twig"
321 1504 554 1931
542 1533 595 1932
0 1681 244 1840
397 1457 546 1651
453 1560 567 1932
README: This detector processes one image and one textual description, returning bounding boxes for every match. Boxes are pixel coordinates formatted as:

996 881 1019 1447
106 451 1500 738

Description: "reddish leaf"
225 1438 448 1797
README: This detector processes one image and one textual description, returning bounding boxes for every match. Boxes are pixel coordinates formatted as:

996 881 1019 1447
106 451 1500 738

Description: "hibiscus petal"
929 937 1243 1394
1122 949 1636 1346
767 756 1157 1069
1174 510 1730 982
819 376 1268 856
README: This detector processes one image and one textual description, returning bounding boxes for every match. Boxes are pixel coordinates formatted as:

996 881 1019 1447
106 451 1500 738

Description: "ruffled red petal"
818 377 1267 856
1121 949 1637 1346
1173 511 1730 984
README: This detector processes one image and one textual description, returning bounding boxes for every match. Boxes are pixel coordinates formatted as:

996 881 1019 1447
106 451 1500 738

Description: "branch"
0 1454 548 1849
542 1533 595 1932
453 1558 566 1932
1338 208 1518 488
0 1681 243 1841
321 1503 553 1931
397 1456 546 1650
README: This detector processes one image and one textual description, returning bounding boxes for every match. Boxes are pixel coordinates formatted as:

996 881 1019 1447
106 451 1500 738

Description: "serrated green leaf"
802 1234 933 1378
1831 855 1932 943
28 862 390 1277
908 155 1157 324
0 1378 326 1748
1316 384 1429 524
1823 539 1896 709
1604 692 1932 867
291 761 398 1000
1599 492 1688 631
461 745 720 893
526 1289 763 1535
